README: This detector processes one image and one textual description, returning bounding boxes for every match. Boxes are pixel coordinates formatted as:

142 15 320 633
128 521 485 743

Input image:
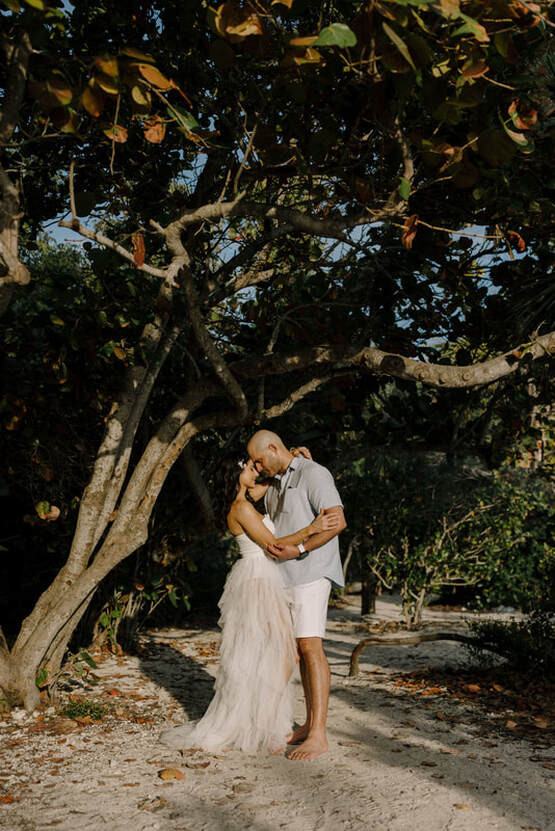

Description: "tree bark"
349 630 501 677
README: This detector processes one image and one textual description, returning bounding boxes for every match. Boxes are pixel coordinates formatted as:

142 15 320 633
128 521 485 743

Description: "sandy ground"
1 592 553 831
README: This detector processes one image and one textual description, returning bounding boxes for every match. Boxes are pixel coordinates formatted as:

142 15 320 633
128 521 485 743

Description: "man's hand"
266 542 301 561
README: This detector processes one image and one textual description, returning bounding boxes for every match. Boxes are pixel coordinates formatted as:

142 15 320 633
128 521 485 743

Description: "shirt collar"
274 457 299 484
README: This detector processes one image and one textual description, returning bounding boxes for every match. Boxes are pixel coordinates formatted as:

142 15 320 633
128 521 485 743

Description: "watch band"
296 543 309 560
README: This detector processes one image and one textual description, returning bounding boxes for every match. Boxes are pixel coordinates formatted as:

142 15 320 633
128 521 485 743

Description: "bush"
339 454 554 627
468 609 555 680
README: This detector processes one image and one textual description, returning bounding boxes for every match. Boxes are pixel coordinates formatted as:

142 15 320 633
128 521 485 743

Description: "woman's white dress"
160 516 297 754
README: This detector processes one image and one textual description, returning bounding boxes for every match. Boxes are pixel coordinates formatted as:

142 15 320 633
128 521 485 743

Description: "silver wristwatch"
296 543 309 561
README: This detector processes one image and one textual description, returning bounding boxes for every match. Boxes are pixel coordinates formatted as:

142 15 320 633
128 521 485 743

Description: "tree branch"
229 331 555 389
0 31 33 145
58 219 167 278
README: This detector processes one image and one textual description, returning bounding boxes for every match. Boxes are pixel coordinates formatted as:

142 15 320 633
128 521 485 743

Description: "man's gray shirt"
264 457 344 588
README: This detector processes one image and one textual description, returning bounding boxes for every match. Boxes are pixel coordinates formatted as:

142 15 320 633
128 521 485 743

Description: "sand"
0 592 553 831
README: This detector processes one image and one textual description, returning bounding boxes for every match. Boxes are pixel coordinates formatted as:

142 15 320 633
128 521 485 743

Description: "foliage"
59 697 105 721
35 648 98 693
468 609 555 680
1 0 554 706
339 452 554 626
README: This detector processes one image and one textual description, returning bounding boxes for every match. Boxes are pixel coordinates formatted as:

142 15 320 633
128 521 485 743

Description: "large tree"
0 0 553 707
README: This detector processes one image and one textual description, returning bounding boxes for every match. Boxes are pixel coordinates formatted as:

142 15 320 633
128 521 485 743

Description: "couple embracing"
161 429 346 760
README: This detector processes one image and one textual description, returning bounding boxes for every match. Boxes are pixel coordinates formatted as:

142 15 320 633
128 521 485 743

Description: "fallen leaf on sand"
185 759 210 769
158 767 184 780
138 796 166 812
233 783 253 793
421 761 437 767
338 740 361 747
454 804 472 810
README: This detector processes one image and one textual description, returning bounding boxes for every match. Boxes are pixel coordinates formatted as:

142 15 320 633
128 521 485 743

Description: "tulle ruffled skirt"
160 554 297 754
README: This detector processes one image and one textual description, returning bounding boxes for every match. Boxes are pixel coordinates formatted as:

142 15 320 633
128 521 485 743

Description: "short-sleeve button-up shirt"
264 457 344 588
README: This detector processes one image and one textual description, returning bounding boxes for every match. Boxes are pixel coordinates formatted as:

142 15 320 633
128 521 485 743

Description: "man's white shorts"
284 577 332 639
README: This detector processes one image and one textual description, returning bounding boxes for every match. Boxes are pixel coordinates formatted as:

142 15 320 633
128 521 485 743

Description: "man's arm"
266 506 346 560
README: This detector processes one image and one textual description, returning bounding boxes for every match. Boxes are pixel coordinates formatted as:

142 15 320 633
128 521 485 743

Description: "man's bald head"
247 429 292 477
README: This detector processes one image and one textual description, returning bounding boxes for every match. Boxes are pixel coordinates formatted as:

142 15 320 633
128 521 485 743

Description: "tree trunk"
361 571 378 616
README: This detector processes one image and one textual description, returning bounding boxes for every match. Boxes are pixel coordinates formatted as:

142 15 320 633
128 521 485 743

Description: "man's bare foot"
286 724 309 745
287 736 328 761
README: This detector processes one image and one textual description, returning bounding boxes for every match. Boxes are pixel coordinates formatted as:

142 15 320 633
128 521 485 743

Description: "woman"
160 455 339 754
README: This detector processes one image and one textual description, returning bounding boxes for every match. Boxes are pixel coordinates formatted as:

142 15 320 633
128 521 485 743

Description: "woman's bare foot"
288 735 328 761
286 724 309 745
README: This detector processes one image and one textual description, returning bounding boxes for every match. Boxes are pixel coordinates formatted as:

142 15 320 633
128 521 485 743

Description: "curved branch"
230 330 555 389
349 630 500 677
156 192 399 243
58 219 166 278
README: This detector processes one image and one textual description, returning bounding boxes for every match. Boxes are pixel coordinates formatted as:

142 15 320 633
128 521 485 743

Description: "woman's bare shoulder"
229 499 259 520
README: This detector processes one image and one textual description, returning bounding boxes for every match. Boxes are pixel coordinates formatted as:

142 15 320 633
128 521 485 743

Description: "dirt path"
1 595 553 831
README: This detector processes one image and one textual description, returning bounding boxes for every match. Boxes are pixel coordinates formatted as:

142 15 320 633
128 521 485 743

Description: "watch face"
297 550 309 560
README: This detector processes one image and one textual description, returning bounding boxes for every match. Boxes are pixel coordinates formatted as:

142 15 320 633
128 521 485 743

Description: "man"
247 429 346 760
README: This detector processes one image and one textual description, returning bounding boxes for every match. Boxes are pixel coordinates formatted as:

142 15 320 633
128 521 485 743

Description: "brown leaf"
136 63 173 91
355 178 372 204
454 804 472 810
506 230 526 253
436 711 448 721
82 86 105 118
290 36 317 47
272 0 294 7
104 124 128 143
465 684 480 693
232 782 253 793
158 767 184 780
94 55 119 77
216 2 264 42
508 98 538 130
401 214 418 250
421 760 437 767
505 719 518 729
185 759 210 769
132 233 146 267
461 58 489 78
143 115 166 144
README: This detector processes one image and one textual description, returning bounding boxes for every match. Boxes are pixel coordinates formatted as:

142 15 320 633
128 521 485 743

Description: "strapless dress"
160 515 297 753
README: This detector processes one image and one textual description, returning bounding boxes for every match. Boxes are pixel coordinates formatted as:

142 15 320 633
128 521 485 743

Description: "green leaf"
166 103 199 132
23 0 45 8
398 177 411 200
451 13 489 43
79 650 98 669
313 23 357 49
50 314 65 326
35 668 48 688
382 22 416 71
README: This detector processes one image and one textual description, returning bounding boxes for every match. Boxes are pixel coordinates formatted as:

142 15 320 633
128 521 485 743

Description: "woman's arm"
229 502 339 551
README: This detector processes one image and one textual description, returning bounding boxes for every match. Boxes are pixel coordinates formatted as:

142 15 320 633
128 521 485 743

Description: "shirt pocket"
281 487 303 514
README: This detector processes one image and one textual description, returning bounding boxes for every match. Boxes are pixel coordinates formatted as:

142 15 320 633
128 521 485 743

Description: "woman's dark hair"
214 453 249 531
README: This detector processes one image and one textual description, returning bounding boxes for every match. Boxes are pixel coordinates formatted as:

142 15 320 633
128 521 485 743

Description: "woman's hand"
290 446 312 460
309 509 341 535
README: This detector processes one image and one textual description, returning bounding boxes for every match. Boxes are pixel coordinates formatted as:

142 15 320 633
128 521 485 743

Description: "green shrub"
468 609 555 680
60 698 105 720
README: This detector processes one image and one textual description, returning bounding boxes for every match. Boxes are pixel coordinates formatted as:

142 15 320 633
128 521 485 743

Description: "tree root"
349 630 500 676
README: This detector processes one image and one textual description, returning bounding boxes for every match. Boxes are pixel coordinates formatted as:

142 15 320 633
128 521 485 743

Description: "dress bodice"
235 515 275 560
